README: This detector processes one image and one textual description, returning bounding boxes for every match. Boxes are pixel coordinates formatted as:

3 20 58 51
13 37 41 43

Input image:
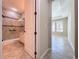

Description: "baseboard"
70 42 74 52
40 48 51 59
24 48 34 59
73 56 76 59
67 39 75 59
75 57 78 59
67 38 74 51
72 56 78 59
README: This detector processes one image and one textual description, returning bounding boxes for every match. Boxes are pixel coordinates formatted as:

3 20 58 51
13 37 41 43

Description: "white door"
25 0 35 59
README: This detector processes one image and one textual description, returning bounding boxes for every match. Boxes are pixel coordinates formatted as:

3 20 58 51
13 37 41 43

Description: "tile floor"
3 39 33 59
43 35 75 59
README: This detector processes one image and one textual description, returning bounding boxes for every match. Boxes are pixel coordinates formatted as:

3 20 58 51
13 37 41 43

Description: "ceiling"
2 0 25 20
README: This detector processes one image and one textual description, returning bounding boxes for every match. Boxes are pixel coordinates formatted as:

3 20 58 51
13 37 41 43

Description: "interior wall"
39 0 49 57
37 0 51 58
67 0 75 51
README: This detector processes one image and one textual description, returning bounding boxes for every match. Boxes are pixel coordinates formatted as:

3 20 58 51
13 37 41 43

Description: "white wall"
37 0 51 59
39 0 49 57
67 0 75 51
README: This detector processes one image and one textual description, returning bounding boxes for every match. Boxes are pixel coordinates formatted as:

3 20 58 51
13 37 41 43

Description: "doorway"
2 0 34 59
39 0 76 59
51 17 74 59
50 0 75 59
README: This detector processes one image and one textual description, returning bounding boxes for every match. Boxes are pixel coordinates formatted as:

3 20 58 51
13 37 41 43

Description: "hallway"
43 35 74 59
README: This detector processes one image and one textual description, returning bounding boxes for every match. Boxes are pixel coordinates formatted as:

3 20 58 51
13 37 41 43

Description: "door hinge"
34 12 37 15
34 51 37 55
34 32 37 35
